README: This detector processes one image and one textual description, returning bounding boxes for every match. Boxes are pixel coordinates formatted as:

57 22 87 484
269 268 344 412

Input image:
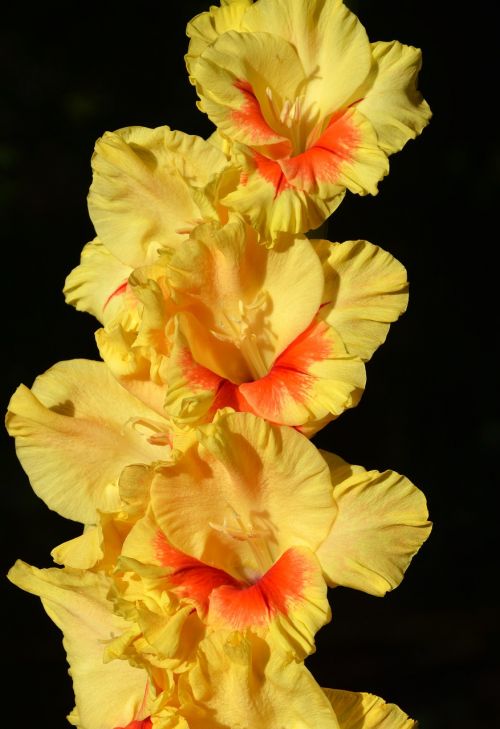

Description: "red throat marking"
103 280 128 311
155 532 312 627
115 718 152 729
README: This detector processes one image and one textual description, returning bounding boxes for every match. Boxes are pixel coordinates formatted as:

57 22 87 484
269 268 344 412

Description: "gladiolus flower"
162 218 407 435
123 412 430 658
186 0 431 237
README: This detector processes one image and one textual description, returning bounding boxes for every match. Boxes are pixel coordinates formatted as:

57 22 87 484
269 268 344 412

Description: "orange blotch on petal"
210 548 314 628
232 80 277 144
282 111 361 188
238 318 333 418
253 152 291 197
155 532 241 614
103 280 128 311
277 318 334 371
115 719 152 729
180 348 223 391
240 366 313 419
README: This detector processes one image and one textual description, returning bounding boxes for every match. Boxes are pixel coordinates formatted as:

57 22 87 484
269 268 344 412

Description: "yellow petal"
238 318 365 431
121 505 163 567
88 126 228 268
242 0 373 118
6 359 171 523
179 632 339 729
63 238 134 326
316 239 408 361
8 561 149 729
151 411 335 579
163 317 222 425
190 30 306 150
186 0 252 73
51 525 103 569
324 688 416 728
316 454 431 596
359 41 432 155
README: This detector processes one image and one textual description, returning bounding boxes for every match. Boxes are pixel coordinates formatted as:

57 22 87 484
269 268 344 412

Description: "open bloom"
7 560 418 729
72 212 406 437
162 217 407 435
122 411 430 659
186 0 431 237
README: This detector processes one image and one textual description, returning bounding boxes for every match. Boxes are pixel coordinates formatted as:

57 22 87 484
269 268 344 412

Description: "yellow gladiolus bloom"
7 560 419 729
120 412 430 660
90 213 407 436
162 218 407 435
187 0 431 237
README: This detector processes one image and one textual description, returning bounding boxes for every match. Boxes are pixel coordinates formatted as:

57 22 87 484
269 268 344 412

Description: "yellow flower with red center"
121 411 430 660
186 0 431 238
161 216 407 435
8 555 420 728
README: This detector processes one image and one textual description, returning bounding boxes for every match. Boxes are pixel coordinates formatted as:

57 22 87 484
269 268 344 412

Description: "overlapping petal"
88 126 230 268
64 238 135 327
358 40 432 155
178 632 340 729
315 238 409 361
65 126 235 328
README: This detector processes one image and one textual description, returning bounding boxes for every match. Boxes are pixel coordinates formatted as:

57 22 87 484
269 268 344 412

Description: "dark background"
2 2 497 727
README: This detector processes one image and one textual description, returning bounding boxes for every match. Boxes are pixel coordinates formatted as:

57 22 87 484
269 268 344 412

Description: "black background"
2 2 497 727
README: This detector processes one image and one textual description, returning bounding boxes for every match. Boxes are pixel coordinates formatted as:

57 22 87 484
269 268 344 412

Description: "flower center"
212 294 271 381
265 86 306 154
209 504 273 581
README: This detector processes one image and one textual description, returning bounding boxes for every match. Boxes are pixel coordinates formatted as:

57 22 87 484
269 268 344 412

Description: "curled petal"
8 562 150 729
316 238 409 361
186 0 252 73
358 41 432 155
64 238 134 326
88 126 228 268
324 688 417 728
316 453 432 596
